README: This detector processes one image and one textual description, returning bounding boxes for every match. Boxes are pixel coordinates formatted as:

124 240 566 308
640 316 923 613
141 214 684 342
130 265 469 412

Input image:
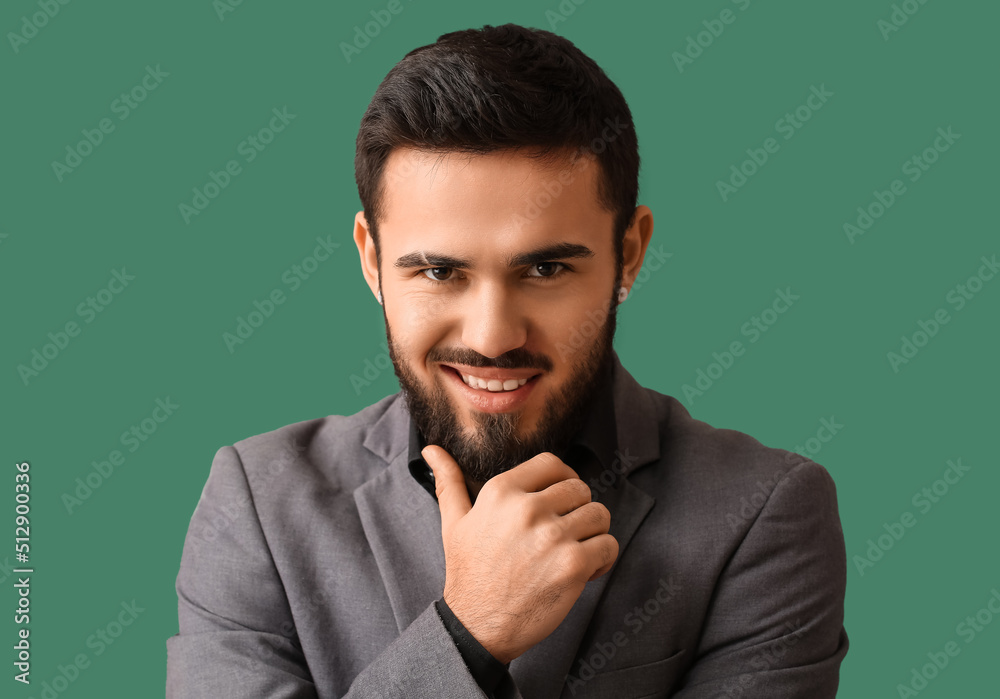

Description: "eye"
421 267 455 282
526 262 567 278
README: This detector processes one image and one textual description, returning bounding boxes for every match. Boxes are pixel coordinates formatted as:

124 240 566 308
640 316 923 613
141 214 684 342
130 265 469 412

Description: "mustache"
431 347 553 372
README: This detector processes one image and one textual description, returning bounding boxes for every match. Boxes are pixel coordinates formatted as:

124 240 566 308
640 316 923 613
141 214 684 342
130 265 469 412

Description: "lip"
440 363 542 381
440 364 541 413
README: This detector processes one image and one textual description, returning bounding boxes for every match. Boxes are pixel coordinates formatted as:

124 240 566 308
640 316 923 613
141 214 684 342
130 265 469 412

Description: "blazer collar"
355 349 661 698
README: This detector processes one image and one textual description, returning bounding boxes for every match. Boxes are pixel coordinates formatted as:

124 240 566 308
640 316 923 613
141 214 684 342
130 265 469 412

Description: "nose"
460 283 528 359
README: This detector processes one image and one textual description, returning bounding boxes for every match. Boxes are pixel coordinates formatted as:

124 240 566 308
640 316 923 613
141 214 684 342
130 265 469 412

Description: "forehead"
378 147 612 251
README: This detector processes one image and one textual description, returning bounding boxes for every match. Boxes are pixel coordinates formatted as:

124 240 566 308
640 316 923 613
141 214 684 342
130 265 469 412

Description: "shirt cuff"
434 597 512 697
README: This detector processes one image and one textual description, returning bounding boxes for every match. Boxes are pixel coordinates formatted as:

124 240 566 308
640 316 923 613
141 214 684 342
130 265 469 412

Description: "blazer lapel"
509 355 663 698
354 397 448 634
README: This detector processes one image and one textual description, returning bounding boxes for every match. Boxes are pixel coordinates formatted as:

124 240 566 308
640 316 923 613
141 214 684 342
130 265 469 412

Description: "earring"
617 286 628 303
376 290 383 305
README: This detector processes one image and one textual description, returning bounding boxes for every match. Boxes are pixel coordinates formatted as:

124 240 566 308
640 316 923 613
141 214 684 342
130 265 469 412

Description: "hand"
423 445 619 665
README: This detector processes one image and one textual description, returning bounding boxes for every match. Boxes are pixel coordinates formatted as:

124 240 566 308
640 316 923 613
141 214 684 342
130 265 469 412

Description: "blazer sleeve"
671 459 849 698
166 445 519 698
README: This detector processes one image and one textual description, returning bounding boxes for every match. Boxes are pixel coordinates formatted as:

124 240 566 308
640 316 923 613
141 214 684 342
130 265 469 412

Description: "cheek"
544 297 612 355
386 298 447 365
391 284 456 330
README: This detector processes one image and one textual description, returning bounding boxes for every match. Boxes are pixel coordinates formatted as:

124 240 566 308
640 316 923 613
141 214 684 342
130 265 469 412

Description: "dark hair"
354 23 640 274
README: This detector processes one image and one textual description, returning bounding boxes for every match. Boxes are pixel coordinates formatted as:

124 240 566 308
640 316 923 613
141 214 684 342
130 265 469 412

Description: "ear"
353 211 381 301
619 205 654 293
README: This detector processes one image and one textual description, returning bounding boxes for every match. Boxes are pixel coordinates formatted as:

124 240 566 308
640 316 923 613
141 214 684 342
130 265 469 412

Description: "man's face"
362 147 622 485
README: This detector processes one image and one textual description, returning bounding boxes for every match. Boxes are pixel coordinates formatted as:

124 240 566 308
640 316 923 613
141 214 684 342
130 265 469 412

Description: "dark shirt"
406 357 618 699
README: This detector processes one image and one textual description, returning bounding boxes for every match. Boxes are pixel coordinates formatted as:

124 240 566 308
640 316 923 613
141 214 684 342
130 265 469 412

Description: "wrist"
479 638 514 666
442 594 514 664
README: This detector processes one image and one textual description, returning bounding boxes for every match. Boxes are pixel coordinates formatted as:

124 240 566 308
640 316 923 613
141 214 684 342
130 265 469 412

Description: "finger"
422 445 472 534
502 452 580 494
579 533 619 582
533 478 592 516
559 501 611 542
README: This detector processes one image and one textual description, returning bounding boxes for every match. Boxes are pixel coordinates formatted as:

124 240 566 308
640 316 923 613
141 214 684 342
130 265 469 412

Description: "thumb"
422 445 472 534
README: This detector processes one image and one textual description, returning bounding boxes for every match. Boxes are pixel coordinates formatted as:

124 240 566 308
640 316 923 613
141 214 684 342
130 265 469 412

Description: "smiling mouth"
441 365 542 393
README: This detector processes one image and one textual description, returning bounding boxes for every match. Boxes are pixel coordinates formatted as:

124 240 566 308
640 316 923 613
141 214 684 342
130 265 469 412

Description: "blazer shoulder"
652 390 832 494
223 392 403 494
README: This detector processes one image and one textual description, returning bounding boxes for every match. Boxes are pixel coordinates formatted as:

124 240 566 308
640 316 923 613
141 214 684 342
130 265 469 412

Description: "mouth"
439 363 543 413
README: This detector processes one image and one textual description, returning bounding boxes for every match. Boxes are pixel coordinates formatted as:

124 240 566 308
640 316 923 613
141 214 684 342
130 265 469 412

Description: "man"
166 23 848 698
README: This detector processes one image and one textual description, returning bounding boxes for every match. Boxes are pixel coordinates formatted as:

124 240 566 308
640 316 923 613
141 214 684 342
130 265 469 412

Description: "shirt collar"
406 356 618 499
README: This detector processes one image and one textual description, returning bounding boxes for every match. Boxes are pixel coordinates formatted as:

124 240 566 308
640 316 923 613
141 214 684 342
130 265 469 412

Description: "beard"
385 294 619 485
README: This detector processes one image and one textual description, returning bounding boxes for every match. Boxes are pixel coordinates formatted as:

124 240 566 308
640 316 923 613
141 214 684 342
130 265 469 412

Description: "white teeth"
459 372 530 392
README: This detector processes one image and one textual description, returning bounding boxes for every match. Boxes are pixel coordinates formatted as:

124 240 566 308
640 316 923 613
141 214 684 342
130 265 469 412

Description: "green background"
2 0 997 696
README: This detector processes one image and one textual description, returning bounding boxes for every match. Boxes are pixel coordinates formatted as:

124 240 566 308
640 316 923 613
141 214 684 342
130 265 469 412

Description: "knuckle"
551 478 589 506
569 478 592 502
514 495 535 520
592 501 611 523
534 451 561 468
560 544 589 576
604 537 620 563
478 477 502 501
536 520 563 550
585 503 610 528
477 478 494 498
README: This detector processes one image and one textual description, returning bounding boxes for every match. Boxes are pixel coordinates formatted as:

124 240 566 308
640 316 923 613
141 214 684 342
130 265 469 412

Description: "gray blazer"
166 352 848 697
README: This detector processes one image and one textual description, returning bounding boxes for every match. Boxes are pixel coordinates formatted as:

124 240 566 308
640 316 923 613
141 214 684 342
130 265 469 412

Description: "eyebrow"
393 242 595 270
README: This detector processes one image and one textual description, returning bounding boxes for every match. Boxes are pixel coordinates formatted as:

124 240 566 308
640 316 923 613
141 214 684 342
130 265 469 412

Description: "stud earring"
617 286 628 303
376 290 383 305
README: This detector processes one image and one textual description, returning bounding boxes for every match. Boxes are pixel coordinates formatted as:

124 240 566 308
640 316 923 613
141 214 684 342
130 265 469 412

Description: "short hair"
354 23 640 270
